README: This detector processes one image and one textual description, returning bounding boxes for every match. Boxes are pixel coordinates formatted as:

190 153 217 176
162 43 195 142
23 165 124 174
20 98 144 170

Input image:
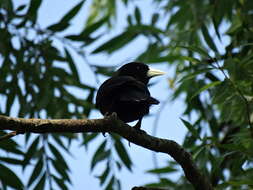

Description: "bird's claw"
104 112 118 119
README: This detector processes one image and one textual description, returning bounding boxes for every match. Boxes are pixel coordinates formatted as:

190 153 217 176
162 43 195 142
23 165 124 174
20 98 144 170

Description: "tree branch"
0 114 213 190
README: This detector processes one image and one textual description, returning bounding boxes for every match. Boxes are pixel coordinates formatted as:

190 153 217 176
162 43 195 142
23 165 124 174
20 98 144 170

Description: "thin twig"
0 131 17 141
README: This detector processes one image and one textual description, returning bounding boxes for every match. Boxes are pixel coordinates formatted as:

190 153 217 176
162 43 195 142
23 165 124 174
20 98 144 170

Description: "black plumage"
95 62 165 130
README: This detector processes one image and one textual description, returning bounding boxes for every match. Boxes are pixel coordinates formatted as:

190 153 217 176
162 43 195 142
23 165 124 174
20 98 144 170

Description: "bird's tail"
148 97 159 105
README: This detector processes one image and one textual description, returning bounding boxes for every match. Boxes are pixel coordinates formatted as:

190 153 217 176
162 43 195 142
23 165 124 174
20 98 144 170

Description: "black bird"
95 62 165 130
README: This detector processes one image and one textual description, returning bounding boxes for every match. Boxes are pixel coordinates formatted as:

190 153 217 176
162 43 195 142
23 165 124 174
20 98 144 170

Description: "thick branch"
0 114 212 190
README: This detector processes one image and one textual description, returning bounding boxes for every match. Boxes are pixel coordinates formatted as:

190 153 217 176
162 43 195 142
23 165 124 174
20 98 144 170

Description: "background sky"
11 0 188 189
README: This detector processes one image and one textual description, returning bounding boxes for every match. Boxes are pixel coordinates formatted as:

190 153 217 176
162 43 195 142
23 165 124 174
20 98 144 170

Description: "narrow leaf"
178 45 210 58
64 48 79 81
0 164 23 189
47 1 84 32
91 140 109 171
114 140 132 171
191 81 222 99
0 157 23 165
49 143 69 171
201 24 218 52
23 136 40 167
134 7 141 25
26 0 42 23
28 158 44 187
92 31 137 54
33 173 46 190
146 166 177 174
60 1 84 23
105 176 115 190
180 118 201 139
99 163 110 185
53 175 68 190
52 159 70 182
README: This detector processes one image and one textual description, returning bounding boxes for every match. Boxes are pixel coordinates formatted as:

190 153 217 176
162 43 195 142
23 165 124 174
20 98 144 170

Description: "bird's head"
117 62 165 84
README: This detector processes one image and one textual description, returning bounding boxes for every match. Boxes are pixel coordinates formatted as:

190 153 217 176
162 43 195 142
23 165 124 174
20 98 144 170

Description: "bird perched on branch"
96 62 165 130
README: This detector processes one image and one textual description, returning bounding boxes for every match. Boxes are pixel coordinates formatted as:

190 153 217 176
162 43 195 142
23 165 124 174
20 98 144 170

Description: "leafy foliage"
1 0 253 189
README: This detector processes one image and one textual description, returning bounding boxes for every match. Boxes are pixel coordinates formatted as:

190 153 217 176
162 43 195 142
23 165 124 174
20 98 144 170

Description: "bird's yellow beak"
147 68 166 78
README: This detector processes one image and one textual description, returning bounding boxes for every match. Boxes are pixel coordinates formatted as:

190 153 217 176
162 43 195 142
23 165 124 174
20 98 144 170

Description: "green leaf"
47 22 70 32
52 159 70 182
65 16 108 43
151 13 159 25
64 48 79 81
49 143 69 171
180 56 201 64
134 6 141 25
191 81 222 99
53 175 68 190
26 0 42 23
23 136 40 167
0 157 23 165
52 134 70 154
180 118 201 139
47 0 84 32
192 145 206 160
15 4 26 12
227 180 253 186
92 30 137 54
81 16 109 35
178 45 211 58
105 176 115 190
178 68 214 83
145 178 175 188
33 173 46 190
6 90 15 115
0 139 23 155
0 164 23 189
60 1 85 24
146 166 177 174
201 24 218 52
82 133 99 147
28 158 44 187
91 140 109 171
99 163 110 185
114 139 132 171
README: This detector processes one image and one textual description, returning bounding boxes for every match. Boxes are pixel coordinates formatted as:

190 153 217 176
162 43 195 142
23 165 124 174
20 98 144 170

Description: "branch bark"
0 114 213 190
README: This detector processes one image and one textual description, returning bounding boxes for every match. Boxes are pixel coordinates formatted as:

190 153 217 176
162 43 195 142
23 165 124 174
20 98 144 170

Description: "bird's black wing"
96 76 157 114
